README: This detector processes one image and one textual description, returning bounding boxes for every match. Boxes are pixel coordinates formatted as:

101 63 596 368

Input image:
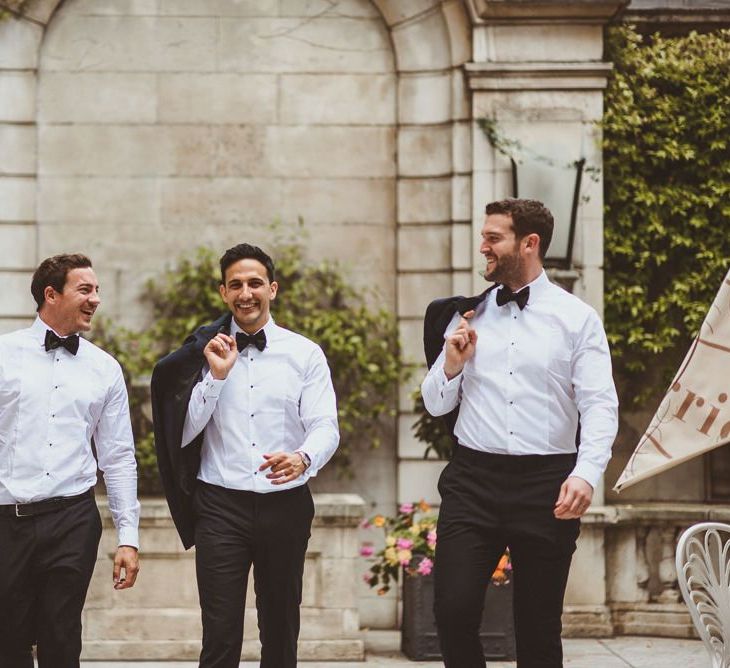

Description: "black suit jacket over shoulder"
151 312 232 549
422 286 497 445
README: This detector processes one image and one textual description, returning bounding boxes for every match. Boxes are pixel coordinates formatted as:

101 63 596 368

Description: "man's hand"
203 333 237 380
113 546 139 590
554 476 594 520
260 452 307 485
443 310 477 379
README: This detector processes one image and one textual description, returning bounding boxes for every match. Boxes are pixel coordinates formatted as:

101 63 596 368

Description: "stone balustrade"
564 503 730 639
81 494 366 662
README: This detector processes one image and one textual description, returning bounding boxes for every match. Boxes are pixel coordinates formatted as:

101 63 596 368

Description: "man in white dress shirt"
152 243 339 668
421 199 619 667
0 253 140 668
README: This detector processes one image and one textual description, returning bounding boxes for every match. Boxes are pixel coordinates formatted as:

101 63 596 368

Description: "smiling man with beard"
151 243 339 668
0 253 140 668
421 199 618 667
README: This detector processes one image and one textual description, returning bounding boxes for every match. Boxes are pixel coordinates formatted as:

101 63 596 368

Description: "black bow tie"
496 285 530 311
44 330 80 355
236 330 267 352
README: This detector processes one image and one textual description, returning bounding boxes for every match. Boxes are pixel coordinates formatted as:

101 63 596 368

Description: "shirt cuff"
569 461 603 490
117 526 139 550
201 370 226 398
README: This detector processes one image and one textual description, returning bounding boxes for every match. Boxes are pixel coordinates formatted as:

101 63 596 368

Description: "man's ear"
43 285 57 304
218 283 226 301
270 281 279 300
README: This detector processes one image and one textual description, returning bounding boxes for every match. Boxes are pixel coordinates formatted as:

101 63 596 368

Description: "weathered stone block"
160 177 279 227
398 318 425 367
278 177 395 226
442 0 471 65
397 460 447 505
265 126 395 178
398 177 451 224
397 272 451 318
452 120 471 173
0 17 42 70
398 125 452 177
0 271 35 314
0 176 35 221
452 174 471 221
0 224 36 269
280 73 396 125
452 68 470 121
0 124 35 175
38 73 157 124
451 221 472 270
0 72 36 122
41 15 217 72
566 525 607 606
158 0 278 16
38 177 160 224
279 0 378 18
158 74 277 124
397 413 426 459
218 17 393 74
486 25 603 63
398 72 451 125
373 0 440 27
390 10 451 72
64 0 158 14
397 224 450 272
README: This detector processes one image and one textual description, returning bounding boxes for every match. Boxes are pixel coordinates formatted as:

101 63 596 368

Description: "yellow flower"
372 515 385 528
384 547 398 565
397 549 413 565
409 524 421 536
386 535 396 547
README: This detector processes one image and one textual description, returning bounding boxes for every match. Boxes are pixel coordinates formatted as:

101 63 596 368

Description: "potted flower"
362 500 515 661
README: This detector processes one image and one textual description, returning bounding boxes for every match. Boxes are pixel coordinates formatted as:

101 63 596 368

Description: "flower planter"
401 569 516 661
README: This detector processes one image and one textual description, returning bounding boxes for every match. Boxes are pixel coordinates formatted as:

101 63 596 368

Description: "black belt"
0 488 94 518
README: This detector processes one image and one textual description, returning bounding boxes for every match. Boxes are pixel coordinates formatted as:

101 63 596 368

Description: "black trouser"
0 494 102 668
194 480 315 668
434 446 580 668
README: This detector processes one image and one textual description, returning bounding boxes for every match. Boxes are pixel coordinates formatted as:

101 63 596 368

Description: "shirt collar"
30 315 72 346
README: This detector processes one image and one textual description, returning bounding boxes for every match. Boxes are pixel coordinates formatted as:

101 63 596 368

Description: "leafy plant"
603 27 730 403
93 225 407 488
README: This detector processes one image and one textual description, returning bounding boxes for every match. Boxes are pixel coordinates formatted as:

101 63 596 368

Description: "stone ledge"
587 503 730 526
81 638 365 662
465 61 614 91
96 493 366 529
610 602 697 639
562 605 613 638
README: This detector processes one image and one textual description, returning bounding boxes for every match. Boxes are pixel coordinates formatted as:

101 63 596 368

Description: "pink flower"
360 545 375 557
417 558 433 576
362 573 372 583
399 503 414 514
396 538 413 550
427 530 437 547
360 519 371 529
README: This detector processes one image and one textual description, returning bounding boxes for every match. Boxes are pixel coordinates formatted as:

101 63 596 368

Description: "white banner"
614 269 730 491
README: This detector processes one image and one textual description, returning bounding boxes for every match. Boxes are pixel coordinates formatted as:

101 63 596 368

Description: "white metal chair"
676 522 730 668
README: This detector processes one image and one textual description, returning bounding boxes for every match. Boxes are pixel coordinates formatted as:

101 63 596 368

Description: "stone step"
81 639 365 662
83 607 361 641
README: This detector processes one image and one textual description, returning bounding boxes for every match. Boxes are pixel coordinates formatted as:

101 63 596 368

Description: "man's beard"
484 249 523 286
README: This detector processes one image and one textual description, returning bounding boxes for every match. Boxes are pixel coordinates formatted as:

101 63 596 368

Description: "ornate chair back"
676 522 730 668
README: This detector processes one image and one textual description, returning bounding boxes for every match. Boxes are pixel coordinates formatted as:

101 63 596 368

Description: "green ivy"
93 226 407 489
603 26 730 403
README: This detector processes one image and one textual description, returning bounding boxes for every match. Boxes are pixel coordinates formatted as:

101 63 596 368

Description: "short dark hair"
31 253 93 311
485 198 554 259
219 243 275 284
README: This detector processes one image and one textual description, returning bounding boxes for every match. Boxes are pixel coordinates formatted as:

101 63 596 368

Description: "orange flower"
372 515 386 528
418 499 431 513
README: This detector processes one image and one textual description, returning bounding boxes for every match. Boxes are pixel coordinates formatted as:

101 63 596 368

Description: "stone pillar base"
610 603 698 638
562 605 613 638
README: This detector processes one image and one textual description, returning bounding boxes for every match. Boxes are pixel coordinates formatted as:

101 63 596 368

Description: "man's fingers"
112 557 121 583
463 309 475 319
259 452 286 470
113 548 139 590
555 481 568 508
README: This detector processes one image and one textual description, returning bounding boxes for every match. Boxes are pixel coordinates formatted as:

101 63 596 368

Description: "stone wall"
83 494 365 661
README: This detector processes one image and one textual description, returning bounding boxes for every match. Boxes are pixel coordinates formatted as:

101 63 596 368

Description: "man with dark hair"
422 199 618 667
152 243 339 668
0 253 140 668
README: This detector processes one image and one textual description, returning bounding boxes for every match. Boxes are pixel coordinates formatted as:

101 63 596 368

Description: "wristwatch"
296 450 311 470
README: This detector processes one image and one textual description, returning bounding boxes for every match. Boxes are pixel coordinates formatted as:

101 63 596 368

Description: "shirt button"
250 413 254 418
252 443 256 447
509 372 513 375
509 401 514 405
250 385 253 389
509 431 513 435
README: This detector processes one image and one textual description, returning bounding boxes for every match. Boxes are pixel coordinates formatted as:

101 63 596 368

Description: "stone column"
463 0 625 634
